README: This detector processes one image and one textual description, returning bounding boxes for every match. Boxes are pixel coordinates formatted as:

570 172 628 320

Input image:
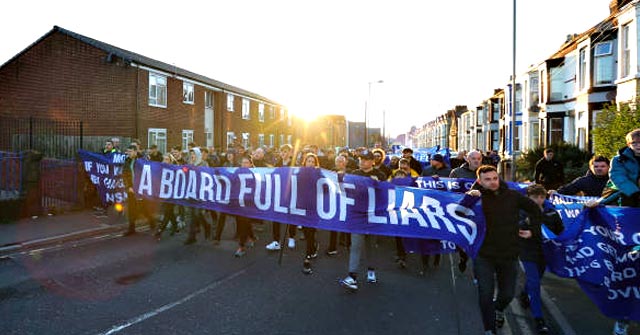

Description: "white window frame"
594 41 615 85
258 103 265 122
595 41 613 56
280 107 285 120
279 134 285 146
287 111 292 126
622 24 631 78
242 98 251 120
258 134 265 147
182 130 194 151
227 94 235 112
242 132 250 149
578 47 587 90
148 128 167 154
226 131 235 149
149 73 167 108
183 82 194 104
269 134 275 148
269 106 275 119
204 91 213 108
287 134 292 145
204 109 214 148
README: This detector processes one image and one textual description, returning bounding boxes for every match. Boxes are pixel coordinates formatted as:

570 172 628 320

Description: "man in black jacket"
122 145 156 236
467 165 542 335
552 155 609 197
534 148 564 190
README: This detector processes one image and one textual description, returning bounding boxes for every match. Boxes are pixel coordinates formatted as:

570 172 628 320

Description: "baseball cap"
360 149 374 160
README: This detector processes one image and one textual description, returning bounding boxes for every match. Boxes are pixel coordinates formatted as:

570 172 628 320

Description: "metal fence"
0 151 24 201
0 116 83 160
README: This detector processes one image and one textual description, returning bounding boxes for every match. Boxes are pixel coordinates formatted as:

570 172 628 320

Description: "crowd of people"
92 128 640 335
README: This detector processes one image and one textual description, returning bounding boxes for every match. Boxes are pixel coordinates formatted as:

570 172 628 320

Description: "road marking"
96 268 247 335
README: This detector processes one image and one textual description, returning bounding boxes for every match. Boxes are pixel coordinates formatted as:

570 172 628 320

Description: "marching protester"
122 144 157 236
372 148 391 180
212 149 238 244
401 147 423 175
326 154 351 256
548 155 609 197
517 184 564 334
395 157 420 177
147 144 163 162
301 153 322 274
592 128 640 335
421 153 452 178
450 150 483 179
340 149 386 291
183 147 211 245
265 144 298 251
155 153 179 239
234 156 257 257
534 148 564 191
450 150 484 272
466 165 542 335
449 150 467 169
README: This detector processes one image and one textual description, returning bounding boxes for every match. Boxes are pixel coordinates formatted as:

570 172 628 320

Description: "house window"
550 67 563 101
279 134 285 146
532 122 540 147
269 106 275 119
287 135 292 145
149 73 167 107
227 94 234 112
241 132 250 149
226 132 235 149
579 47 587 90
280 108 285 120
549 118 563 144
183 82 194 104
258 134 265 147
622 24 631 78
287 111 292 126
205 109 213 148
269 134 275 148
594 41 614 85
205 91 213 108
182 130 194 151
148 128 167 154
530 77 539 105
242 98 250 120
258 104 265 122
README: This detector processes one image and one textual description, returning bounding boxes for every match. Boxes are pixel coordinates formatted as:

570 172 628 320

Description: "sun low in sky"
1 0 607 137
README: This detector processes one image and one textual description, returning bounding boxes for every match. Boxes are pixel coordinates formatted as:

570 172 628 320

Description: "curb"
0 225 126 257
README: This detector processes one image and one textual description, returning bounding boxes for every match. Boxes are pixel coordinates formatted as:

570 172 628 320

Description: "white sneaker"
288 238 295 249
340 276 358 291
613 320 629 335
367 269 377 283
265 241 281 251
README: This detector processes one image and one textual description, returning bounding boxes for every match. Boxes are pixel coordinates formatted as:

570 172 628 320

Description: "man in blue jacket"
600 129 640 207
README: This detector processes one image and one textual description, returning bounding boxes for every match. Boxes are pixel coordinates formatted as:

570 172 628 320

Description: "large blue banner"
130 159 486 257
542 198 640 321
79 150 127 205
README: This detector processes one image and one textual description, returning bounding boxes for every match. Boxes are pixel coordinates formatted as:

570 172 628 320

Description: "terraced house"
0 26 297 155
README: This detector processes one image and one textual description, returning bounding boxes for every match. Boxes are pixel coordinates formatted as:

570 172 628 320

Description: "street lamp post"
364 80 384 147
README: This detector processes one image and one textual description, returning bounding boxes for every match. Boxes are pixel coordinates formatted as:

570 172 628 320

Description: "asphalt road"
1 221 636 335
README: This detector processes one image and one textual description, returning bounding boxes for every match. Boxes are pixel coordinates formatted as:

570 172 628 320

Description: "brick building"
0 26 297 154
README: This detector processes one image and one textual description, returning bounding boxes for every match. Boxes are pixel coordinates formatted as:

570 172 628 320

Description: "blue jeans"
522 261 546 318
473 256 518 332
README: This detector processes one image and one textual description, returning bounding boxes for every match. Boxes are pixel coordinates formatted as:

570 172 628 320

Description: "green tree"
592 101 640 159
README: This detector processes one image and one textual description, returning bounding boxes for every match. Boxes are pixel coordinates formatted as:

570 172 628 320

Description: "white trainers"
367 269 377 283
613 320 629 335
340 276 358 291
288 238 296 249
265 241 281 251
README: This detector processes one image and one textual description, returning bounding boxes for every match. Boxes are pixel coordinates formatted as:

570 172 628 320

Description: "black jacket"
557 170 608 197
518 201 563 263
477 182 542 261
534 158 564 189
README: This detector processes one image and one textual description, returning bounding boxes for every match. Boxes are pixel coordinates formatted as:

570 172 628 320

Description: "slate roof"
1 25 282 106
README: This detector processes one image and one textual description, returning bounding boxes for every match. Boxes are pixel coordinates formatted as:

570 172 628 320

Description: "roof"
548 14 617 60
1 26 282 106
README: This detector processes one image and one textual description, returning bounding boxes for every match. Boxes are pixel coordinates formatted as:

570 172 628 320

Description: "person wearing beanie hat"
422 154 452 178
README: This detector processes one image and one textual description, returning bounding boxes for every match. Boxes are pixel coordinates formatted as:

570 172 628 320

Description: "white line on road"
96 268 247 335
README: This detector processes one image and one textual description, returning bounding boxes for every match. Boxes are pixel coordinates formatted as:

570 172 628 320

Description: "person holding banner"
401 148 423 175
302 153 322 274
326 155 351 256
122 145 157 236
155 153 180 239
234 156 258 257
183 147 212 245
551 155 610 197
372 148 391 180
595 129 640 335
340 149 387 291
467 165 542 335
517 184 564 334
265 144 298 251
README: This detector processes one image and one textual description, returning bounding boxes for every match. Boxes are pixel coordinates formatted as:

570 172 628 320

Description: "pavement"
0 209 637 334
